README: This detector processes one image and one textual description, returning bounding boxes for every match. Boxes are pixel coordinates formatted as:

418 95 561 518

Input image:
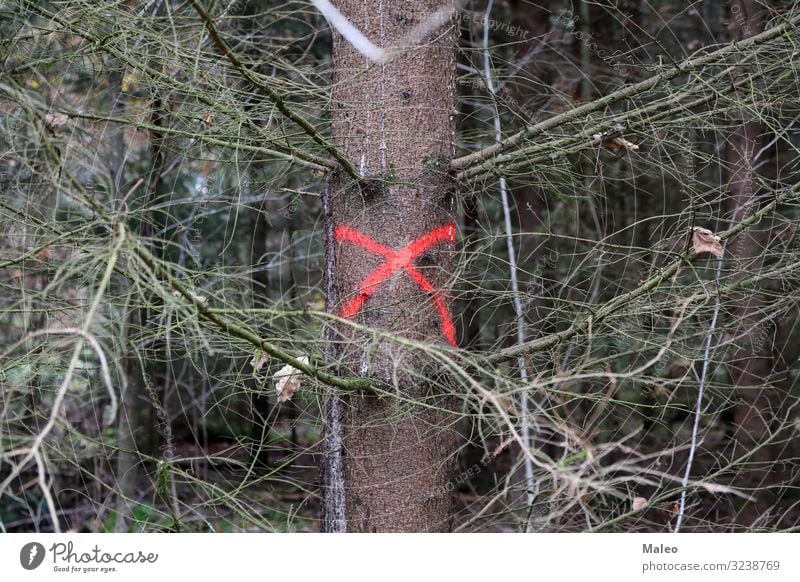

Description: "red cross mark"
335 223 458 348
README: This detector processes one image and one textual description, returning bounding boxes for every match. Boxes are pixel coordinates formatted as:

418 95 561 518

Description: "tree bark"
726 0 776 525
323 0 459 532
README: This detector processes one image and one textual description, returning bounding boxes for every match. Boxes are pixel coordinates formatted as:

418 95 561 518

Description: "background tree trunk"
726 0 780 525
324 0 459 532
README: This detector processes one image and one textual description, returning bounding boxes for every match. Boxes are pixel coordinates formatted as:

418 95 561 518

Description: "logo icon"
20 542 46 570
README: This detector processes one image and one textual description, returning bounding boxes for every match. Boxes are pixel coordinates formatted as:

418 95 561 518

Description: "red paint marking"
335 223 458 347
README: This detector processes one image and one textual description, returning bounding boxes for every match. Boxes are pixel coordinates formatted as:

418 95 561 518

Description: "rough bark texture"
727 117 776 523
324 0 458 532
726 0 778 524
322 179 347 533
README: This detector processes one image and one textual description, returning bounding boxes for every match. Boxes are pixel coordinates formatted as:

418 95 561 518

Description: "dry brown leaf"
632 497 648 511
610 136 640 151
274 356 309 403
45 112 69 130
35 246 53 262
121 72 138 92
250 351 268 372
692 226 724 258
665 359 690 379
699 481 756 501
592 134 640 152
591 124 639 152
657 500 680 518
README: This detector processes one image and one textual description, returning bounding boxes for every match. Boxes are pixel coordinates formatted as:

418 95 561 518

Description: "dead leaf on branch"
608 137 640 151
250 350 268 372
274 356 309 403
692 227 724 258
45 112 69 130
591 123 640 152
698 481 756 501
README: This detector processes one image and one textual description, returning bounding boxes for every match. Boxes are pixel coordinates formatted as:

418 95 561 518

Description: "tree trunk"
726 0 776 525
323 1 458 532
106 61 142 532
